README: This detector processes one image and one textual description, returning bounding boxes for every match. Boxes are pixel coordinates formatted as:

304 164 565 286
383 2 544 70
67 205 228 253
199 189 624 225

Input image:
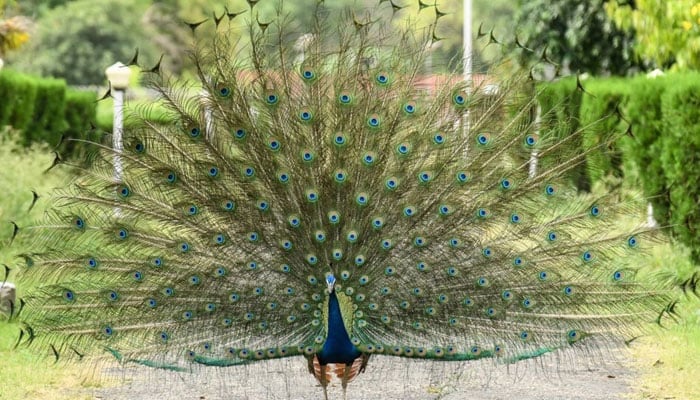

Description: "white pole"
113 88 124 183
463 0 472 84
462 0 473 149
647 202 657 227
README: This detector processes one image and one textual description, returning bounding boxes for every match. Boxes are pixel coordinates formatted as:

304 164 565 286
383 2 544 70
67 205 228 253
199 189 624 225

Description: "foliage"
24 76 67 145
63 88 99 156
0 15 32 56
0 69 96 153
392 0 519 72
577 77 630 186
536 77 591 191
621 73 700 264
516 0 640 76
606 0 700 70
659 75 700 263
540 72 700 264
0 69 37 130
622 75 669 223
8 0 161 85
9 0 520 79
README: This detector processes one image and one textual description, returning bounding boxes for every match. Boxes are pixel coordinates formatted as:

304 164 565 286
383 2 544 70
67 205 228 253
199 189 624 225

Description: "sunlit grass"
628 243 700 400
0 133 70 267
0 321 105 400
96 96 175 132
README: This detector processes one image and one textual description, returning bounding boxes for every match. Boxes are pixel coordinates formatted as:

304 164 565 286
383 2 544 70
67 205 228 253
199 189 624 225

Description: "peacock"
9 1 676 399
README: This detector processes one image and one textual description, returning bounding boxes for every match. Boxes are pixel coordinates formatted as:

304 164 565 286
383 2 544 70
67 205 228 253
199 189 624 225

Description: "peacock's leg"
307 355 315 375
319 363 329 400
359 353 370 374
341 363 351 400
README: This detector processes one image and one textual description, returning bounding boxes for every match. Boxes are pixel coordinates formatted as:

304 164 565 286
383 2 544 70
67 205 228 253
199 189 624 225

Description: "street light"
462 0 473 153
463 0 472 84
104 62 132 185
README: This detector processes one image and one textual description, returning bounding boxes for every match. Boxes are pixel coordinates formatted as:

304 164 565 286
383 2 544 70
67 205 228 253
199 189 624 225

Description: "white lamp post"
463 0 472 84
105 62 132 184
462 0 473 153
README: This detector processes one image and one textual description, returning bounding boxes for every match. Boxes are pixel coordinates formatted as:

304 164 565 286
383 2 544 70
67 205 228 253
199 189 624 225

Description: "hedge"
659 74 700 263
25 77 68 146
536 77 591 191
623 75 669 223
0 70 38 133
577 77 630 185
542 72 700 264
0 69 96 156
63 89 99 156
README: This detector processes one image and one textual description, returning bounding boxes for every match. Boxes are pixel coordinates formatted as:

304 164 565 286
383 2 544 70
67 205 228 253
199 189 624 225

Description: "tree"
0 0 32 59
515 0 640 76
8 0 166 85
606 0 700 70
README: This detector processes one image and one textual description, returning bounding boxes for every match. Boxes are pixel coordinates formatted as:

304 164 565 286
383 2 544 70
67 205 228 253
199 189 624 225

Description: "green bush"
0 70 97 156
537 77 591 191
659 74 700 263
25 77 68 146
0 71 14 126
578 77 630 185
0 70 38 132
63 89 99 156
540 73 700 264
622 75 669 224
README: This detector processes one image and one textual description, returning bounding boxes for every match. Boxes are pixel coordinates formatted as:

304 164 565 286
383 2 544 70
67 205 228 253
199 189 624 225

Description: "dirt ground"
87 352 634 400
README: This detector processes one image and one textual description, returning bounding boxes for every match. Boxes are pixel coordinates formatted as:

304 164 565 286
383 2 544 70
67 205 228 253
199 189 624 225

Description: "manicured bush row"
0 69 96 155
658 74 700 263
541 72 700 264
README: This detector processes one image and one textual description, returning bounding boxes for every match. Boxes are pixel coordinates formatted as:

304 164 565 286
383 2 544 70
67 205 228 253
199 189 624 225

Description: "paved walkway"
91 353 634 400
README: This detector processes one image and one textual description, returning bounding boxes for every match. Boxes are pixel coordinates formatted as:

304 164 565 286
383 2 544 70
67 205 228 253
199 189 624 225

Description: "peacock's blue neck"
317 290 361 365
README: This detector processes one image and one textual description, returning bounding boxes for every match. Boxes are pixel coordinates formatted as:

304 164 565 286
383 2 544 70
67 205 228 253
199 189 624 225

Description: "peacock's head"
325 274 336 293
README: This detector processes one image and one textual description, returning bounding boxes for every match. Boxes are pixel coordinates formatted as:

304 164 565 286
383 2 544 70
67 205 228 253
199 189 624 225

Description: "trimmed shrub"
0 70 97 156
578 77 631 185
659 74 700 263
537 77 590 191
63 89 98 156
25 77 68 146
0 70 38 132
622 75 669 224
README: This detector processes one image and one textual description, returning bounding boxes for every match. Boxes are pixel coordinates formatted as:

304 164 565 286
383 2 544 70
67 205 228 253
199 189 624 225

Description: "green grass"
96 97 174 132
0 136 105 399
628 243 700 400
0 133 70 267
0 321 104 400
